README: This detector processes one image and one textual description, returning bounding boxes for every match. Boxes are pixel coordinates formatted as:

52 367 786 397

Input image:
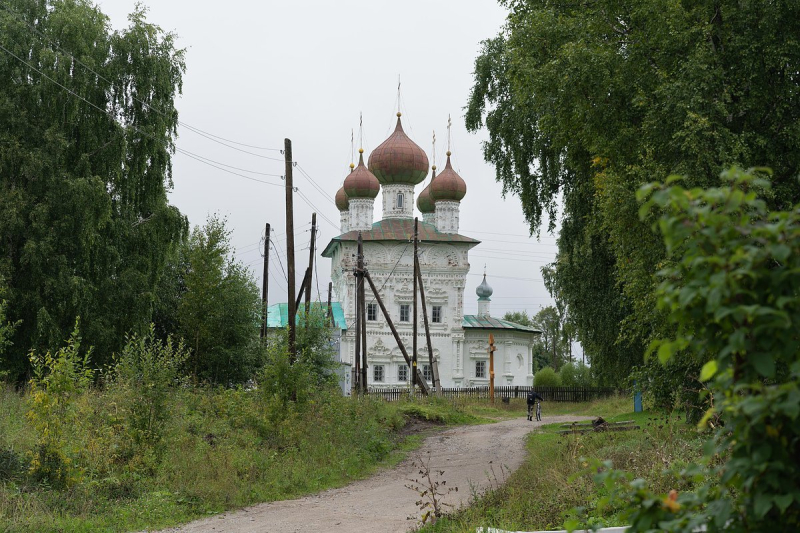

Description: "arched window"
396 193 404 209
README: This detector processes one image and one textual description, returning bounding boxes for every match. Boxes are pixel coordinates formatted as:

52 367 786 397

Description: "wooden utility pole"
354 238 362 393
412 218 419 389
260 222 270 340
357 234 367 393
326 282 333 327
284 138 296 363
415 252 439 392
304 213 317 319
364 271 429 395
488 333 496 404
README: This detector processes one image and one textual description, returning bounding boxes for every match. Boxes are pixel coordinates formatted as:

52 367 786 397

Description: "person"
526 389 544 421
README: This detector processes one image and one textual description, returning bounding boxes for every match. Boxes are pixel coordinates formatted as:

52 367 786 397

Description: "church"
321 112 540 390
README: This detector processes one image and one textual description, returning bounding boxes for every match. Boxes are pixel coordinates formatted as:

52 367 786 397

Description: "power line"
0 41 290 195
270 240 288 282
0 3 283 154
296 165 337 207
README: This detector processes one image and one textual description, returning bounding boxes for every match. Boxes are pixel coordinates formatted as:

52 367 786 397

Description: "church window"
475 360 486 379
374 365 385 383
398 364 408 382
422 364 433 382
367 303 377 321
400 304 410 322
432 306 442 323
396 193 404 209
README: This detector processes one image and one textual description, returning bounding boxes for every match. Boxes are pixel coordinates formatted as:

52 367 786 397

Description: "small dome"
430 151 466 202
368 114 429 185
335 186 349 211
416 167 436 214
476 274 493 300
344 150 380 199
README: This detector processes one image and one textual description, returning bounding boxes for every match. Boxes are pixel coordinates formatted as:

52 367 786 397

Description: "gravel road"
156 414 589 533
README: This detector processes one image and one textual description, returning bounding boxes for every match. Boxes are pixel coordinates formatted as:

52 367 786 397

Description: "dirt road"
159 415 588 533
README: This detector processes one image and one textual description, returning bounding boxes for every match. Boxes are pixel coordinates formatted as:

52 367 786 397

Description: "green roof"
462 315 541 334
322 219 479 257
267 302 347 330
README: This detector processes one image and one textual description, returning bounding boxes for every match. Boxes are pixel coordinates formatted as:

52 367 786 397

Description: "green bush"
112 324 190 461
570 168 800 531
26 321 94 488
534 366 561 387
559 362 594 387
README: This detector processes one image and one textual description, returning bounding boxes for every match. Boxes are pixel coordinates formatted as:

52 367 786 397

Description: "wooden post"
415 253 439 392
304 213 316 319
357 234 367 393
284 138 296 363
326 282 333 327
489 333 496 404
295 269 310 312
260 222 270 340
353 236 362 394
364 271 429 395
412 218 419 389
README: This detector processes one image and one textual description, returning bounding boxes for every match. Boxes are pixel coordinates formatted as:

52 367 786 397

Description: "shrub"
559 362 594 387
26 320 94 488
534 366 561 387
569 168 800 531
112 324 190 459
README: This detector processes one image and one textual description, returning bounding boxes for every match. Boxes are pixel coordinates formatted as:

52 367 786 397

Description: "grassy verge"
421 397 707 532
0 386 483 533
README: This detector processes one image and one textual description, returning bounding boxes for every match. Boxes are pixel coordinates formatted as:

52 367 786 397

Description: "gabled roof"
267 302 347 330
322 219 479 257
462 315 541 334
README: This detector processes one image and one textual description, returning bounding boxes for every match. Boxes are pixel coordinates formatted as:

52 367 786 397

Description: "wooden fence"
365 386 618 403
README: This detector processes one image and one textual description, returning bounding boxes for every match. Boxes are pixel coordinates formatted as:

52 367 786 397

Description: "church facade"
321 113 539 390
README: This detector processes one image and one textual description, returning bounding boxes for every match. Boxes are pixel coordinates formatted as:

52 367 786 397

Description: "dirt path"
158 414 589 533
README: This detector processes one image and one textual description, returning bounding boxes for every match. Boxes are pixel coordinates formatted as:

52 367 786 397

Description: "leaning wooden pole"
415 253 440 392
364 271 429 395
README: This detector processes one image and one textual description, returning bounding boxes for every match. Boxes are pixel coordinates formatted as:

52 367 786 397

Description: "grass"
420 396 707 532
0 385 491 533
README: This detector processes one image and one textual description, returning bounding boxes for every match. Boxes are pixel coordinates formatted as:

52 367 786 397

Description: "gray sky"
100 0 560 318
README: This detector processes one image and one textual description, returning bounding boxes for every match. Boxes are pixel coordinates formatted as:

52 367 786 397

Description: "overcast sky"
100 0 561 319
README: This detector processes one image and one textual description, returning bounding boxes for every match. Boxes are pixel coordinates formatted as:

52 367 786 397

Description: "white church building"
321 113 540 390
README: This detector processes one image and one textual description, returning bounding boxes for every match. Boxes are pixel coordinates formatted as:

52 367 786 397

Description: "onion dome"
335 186 349 211
430 151 466 202
343 149 380 199
416 166 436 214
476 273 493 300
368 113 429 185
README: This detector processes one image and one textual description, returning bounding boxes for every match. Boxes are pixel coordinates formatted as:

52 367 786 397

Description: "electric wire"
0 3 282 154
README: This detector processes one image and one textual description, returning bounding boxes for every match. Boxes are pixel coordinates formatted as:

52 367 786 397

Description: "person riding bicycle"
526 390 544 421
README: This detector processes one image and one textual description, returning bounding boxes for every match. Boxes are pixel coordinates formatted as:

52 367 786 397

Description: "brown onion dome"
430 151 466 202
368 113 429 186
335 185 349 211
416 166 436 213
343 149 380 199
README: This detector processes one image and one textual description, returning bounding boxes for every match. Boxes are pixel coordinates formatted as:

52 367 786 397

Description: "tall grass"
0 385 479 532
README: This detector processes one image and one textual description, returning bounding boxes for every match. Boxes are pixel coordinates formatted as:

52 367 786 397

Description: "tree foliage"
571 168 800 531
0 0 186 380
468 0 800 384
177 215 262 384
